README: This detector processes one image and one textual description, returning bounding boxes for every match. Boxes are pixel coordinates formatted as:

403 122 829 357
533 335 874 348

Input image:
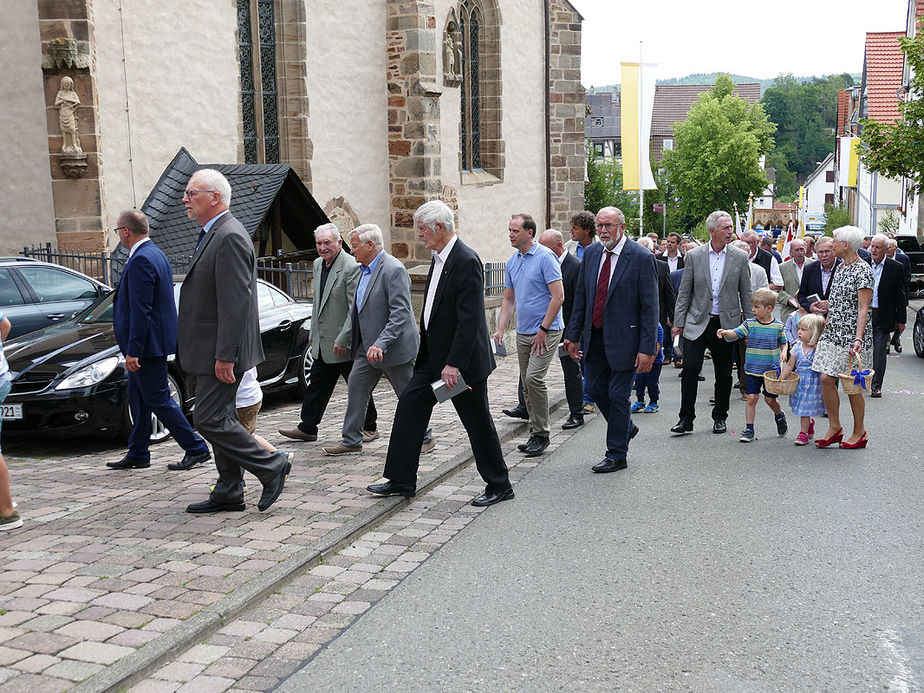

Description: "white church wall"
0 3 56 254
94 2 241 237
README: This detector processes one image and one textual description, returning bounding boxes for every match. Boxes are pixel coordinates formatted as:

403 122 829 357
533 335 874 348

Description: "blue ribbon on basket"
851 368 871 390
775 365 782 378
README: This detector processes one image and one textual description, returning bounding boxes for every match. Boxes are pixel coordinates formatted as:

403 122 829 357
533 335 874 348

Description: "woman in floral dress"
811 226 874 449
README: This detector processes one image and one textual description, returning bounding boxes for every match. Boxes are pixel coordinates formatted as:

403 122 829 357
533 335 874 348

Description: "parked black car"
0 257 111 338
913 305 924 358
0 279 312 442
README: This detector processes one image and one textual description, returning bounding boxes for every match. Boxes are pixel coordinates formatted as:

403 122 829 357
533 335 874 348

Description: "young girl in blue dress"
779 313 827 446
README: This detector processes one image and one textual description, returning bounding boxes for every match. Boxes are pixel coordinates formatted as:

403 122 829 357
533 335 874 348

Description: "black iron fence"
19 245 506 300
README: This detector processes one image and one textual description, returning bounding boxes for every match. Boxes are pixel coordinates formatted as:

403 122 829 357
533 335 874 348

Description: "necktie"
195 230 206 250
592 251 612 329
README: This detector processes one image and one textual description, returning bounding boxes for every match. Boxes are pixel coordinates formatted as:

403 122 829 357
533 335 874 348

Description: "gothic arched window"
459 1 482 171
238 0 280 163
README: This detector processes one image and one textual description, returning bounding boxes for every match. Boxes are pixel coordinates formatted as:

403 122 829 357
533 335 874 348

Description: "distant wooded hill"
586 73 862 96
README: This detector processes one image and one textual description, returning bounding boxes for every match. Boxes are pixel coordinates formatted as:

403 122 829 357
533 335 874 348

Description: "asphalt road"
281 326 924 692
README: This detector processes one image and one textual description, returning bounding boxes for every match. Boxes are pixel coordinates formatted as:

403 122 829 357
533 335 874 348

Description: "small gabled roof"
862 32 905 124
804 152 835 186
650 83 761 136
134 148 328 272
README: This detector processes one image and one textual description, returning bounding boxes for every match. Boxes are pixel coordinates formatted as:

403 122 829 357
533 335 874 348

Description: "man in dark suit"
887 238 912 352
107 210 210 472
177 169 292 514
654 254 676 362
563 206 659 472
661 231 685 272
278 224 377 442
868 234 907 397
741 230 782 288
671 211 753 435
369 201 512 506
798 236 842 314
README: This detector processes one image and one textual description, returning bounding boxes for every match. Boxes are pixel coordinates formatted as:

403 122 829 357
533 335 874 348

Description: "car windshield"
76 292 115 323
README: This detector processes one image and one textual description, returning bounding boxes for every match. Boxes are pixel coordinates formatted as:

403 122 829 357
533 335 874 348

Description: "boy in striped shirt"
717 288 788 442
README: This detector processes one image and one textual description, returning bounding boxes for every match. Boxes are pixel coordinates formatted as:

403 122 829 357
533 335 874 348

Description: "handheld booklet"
491 337 507 357
431 374 469 403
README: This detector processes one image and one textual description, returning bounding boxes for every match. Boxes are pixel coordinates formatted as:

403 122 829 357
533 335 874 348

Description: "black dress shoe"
366 480 416 497
471 487 514 507
697 374 706 381
106 455 151 470
517 435 538 452
712 419 727 434
592 458 627 473
502 406 529 420
629 423 639 440
870 390 882 398
670 419 693 435
186 499 246 513
523 435 550 457
258 455 292 512
167 449 211 471
562 415 584 430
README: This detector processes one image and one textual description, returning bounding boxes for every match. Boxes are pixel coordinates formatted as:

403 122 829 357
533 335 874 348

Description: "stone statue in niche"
55 76 82 154
443 26 463 86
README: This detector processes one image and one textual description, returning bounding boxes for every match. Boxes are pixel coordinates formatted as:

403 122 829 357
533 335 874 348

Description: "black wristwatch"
539 325 549 333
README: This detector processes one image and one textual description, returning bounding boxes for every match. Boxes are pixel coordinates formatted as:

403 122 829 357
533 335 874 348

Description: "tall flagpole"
638 41 644 238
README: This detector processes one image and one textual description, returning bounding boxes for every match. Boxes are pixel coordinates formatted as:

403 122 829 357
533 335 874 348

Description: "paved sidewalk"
0 355 571 692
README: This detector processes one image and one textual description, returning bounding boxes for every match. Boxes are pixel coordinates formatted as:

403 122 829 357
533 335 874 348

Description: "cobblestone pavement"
0 357 572 692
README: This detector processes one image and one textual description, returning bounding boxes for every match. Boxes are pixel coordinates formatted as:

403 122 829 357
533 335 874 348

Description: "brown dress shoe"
278 428 318 442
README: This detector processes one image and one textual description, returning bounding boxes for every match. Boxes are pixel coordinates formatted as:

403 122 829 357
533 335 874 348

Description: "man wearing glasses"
176 169 292 514
108 210 211 472
563 207 658 472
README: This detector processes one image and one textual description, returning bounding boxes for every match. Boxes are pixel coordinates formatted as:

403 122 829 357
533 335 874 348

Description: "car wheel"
122 372 184 444
293 340 314 398
914 309 924 358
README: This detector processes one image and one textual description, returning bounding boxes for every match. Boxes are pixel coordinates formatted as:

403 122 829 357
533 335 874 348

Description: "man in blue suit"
564 207 659 473
108 210 211 471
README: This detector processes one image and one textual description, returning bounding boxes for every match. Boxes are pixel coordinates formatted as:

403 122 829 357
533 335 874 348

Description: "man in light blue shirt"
492 213 564 457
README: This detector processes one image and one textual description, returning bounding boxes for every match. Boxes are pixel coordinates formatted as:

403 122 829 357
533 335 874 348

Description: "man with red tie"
563 207 659 472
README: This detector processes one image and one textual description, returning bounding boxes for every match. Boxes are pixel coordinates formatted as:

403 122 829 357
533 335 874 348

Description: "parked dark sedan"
0 279 312 442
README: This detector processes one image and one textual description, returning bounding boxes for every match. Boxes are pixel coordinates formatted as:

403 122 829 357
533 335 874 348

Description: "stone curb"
73 396 567 693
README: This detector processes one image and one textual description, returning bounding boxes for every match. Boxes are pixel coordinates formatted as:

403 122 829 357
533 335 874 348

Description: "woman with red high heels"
811 226 874 449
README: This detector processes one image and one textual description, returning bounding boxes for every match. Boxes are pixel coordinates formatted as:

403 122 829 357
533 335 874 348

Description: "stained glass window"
237 0 280 164
460 1 482 171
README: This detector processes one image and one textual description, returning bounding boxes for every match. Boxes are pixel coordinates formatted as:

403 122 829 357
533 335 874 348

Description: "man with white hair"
278 224 377 443
178 169 292 514
776 237 806 325
369 200 512 505
740 230 783 289
885 238 912 353
868 234 907 396
323 224 428 456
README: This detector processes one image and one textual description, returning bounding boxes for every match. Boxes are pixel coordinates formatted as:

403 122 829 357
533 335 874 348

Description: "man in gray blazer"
322 224 426 455
278 224 376 442
670 210 752 436
177 169 292 514
776 238 806 325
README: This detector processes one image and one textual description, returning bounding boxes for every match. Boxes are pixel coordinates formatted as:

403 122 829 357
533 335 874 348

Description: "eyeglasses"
595 222 622 229
182 189 215 199
112 226 129 234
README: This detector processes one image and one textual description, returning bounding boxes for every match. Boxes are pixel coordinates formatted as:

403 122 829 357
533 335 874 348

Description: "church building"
2 0 585 263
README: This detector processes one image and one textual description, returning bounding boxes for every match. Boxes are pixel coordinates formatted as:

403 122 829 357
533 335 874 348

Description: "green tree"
584 150 638 221
766 150 797 201
861 21 924 197
762 73 852 184
879 209 900 235
824 202 850 235
664 74 776 228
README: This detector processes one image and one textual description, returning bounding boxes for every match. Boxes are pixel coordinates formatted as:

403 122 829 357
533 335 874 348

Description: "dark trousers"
584 329 636 461
871 309 889 391
514 353 584 419
634 362 663 402
194 374 286 504
679 316 735 423
127 357 208 461
298 355 376 435
383 361 510 493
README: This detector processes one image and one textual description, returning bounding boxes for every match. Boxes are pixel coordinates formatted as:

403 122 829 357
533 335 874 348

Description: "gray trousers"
341 357 414 447
194 373 286 504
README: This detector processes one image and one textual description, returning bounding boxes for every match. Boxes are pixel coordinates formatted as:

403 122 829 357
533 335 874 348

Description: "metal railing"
21 243 125 286
20 246 506 299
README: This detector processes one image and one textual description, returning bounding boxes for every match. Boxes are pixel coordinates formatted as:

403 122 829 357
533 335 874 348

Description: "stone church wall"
0 3 56 254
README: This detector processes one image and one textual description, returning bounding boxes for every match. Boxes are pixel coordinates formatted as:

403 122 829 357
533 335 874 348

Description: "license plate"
1 404 23 420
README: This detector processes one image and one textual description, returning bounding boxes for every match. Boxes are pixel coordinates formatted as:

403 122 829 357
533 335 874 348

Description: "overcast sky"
571 0 912 87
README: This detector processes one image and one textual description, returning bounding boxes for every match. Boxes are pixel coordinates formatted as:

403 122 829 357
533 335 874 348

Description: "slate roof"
585 91 620 138
862 32 905 124
121 148 328 275
650 83 761 136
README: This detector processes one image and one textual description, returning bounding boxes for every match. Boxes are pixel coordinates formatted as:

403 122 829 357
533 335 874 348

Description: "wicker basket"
838 353 875 395
763 370 799 396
